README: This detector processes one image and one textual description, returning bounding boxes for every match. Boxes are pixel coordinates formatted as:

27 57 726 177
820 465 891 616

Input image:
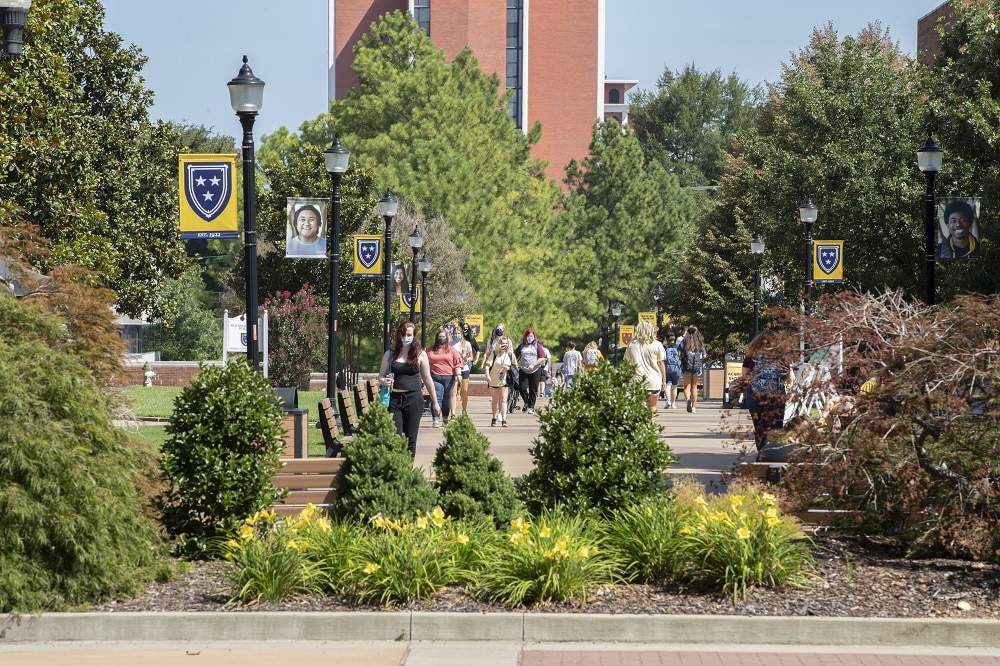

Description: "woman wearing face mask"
426 328 463 426
378 321 440 457
514 328 548 414
450 328 475 417
483 335 516 426
485 323 507 356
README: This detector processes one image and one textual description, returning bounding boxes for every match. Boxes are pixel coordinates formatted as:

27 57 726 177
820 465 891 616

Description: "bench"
271 457 344 517
353 381 371 417
317 397 345 458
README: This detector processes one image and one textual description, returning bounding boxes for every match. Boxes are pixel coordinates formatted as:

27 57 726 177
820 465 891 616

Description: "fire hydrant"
143 362 156 388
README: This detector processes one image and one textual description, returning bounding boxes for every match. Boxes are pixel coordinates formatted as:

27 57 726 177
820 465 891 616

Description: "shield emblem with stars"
358 238 380 269
816 244 841 275
184 162 232 222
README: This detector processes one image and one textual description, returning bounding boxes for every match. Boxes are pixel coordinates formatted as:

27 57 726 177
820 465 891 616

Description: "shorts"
461 369 470 380
664 372 680 386
647 389 660 396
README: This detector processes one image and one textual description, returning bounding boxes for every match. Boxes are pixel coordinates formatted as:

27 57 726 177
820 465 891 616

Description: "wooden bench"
317 397 345 458
272 457 344 517
337 388 361 434
353 381 371 417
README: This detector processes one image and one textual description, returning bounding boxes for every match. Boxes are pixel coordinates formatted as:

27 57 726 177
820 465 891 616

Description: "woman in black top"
378 321 440 457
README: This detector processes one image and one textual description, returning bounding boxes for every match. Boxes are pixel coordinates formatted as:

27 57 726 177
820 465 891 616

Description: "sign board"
353 234 383 277
179 154 239 239
618 325 634 348
813 240 844 284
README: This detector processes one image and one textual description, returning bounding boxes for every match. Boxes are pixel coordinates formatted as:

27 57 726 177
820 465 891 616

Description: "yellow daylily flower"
539 527 552 538
456 533 469 545
729 494 745 508
363 562 381 575
415 516 428 529
736 526 751 539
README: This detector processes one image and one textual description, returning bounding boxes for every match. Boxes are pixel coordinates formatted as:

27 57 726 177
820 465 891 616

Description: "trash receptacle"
704 366 725 400
281 408 309 458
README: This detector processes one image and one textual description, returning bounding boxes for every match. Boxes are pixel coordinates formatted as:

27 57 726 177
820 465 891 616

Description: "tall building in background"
328 0 625 179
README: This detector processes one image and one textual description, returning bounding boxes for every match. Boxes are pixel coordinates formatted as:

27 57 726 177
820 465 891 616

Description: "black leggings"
518 368 542 409
388 390 423 457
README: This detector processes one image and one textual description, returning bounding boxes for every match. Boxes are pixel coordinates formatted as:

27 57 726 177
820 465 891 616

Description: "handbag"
379 385 390 407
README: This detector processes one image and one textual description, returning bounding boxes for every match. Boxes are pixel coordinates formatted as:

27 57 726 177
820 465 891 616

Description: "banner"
179 154 238 239
464 314 484 342
813 240 844 284
637 311 656 327
353 234 383 277
937 197 981 259
286 198 329 258
399 291 422 315
618 325 634 348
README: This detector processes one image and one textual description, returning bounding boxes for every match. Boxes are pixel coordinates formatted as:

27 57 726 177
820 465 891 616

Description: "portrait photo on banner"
937 197 982 260
286 198 329 258
390 261 409 298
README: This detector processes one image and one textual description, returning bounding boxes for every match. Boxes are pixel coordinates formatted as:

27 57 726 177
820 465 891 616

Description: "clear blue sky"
99 0 946 142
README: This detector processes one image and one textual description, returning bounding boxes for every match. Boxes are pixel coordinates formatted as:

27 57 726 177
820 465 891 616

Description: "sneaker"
691 407 697 413
526 407 534 414
686 401 692 413
433 419 441 428
501 420 508 427
491 418 497 427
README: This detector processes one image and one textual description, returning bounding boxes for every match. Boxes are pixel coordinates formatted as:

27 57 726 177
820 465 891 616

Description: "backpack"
584 347 599 366
665 346 681 374
750 357 783 394
681 348 702 374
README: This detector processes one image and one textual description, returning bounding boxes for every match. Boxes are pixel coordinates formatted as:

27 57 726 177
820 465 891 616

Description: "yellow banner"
618 325 634 348
637 311 656 327
464 314 484 342
178 154 238 239
399 291 422 315
813 240 844 284
353 234 383 277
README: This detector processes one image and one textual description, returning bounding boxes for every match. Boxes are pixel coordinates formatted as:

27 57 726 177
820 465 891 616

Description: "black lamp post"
750 233 765 339
228 56 265 373
323 135 350 399
917 134 944 306
378 190 398 353
611 302 622 367
0 0 31 57
653 285 664 339
798 198 818 361
407 226 422 323
418 254 431 347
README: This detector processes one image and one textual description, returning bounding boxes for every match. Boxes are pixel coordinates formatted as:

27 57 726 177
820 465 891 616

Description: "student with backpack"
514 328 548 414
582 341 603 371
742 330 790 456
662 333 682 408
678 325 707 413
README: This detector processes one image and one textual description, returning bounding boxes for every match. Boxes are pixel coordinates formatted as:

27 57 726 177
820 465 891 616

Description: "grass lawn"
122 385 183 418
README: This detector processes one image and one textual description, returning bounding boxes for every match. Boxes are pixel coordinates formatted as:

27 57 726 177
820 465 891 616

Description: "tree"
145 266 220 361
261 286 327 389
630 64 761 188
0 0 188 318
556 120 696 339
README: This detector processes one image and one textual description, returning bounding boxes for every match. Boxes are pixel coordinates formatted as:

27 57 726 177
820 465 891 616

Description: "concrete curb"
2 613 999 649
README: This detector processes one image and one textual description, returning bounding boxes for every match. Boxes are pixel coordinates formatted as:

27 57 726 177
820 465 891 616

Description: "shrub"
262 287 327 389
517 362 677 516
432 414 521 527
158 359 285 556
333 404 438 521
0 298 170 612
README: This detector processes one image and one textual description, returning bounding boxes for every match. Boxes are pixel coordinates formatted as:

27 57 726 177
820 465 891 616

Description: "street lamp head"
751 233 765 254
1 0 32 57
653 285 664 302
418 254 431 275
916 133 943 174
378 189 398 218
799 198 818 225
611 302 622 317
227 55 265 115
324 135 350 174
408 226 423 250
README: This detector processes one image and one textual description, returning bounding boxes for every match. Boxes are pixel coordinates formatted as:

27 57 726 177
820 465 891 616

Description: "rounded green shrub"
158 359 285 555
518 362 677 516
432 414 521 527
334 404 438 521
0 298 169 612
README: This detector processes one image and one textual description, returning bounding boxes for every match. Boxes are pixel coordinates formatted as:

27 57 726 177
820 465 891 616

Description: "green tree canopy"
0 0 187 318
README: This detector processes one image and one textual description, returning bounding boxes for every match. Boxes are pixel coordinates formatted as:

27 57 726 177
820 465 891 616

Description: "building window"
506 0 523 128
608 88 620 104
414 0 430 36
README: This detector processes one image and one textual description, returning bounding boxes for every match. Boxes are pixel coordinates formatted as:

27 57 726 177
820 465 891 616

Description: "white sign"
226 314 248 353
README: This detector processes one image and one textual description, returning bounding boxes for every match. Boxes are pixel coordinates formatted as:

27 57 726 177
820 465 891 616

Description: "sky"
99 0 947 142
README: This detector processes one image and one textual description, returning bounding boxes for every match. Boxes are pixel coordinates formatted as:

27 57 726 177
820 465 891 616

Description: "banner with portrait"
286 198 329 259
937 197 981 260
390 261 422 314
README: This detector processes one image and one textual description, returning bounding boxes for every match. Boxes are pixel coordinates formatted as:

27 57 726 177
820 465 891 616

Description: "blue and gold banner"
178 154 238 239
813 240 844 284
353 234 383 277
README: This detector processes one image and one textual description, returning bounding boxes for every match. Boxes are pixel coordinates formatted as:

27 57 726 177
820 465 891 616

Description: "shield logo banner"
816 244 841 275
358 238 380 269
184 162 232 222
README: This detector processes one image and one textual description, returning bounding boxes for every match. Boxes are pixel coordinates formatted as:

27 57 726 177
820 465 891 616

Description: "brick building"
917 1 985 65
328 0 629 178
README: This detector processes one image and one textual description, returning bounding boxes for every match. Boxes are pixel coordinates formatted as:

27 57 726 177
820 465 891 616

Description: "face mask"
437 338 447 345
526 335 535 344
453 334 461 341
402 335 414 345
495 329 503 337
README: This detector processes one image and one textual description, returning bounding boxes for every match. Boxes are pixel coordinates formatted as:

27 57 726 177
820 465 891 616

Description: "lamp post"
917 134 944 306
611 302 622 366
418 254 431 347
378 190 398 353
407 226 422 323
323 135 350 400
798 198 818 362
750 233 765 339
653 285 664 339
228 56 265 373
0 0 31 57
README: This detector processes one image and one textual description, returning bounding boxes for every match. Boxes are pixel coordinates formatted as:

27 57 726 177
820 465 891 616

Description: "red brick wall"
117 362 218 388
334 0 407 98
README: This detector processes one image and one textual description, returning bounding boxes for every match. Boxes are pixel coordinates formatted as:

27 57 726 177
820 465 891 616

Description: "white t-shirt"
562 349 582 376
624 340 666 392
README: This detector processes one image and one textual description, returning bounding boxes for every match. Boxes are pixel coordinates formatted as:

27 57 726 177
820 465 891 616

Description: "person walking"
561 341 582 389
743 329 790 457
378 321 441 457
449 327 475 417
426 328 463 426
623 320 667 416
514 328 548 414
662 333 682 408
678 325 707 413
483 334 517 426
582 341 603 371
